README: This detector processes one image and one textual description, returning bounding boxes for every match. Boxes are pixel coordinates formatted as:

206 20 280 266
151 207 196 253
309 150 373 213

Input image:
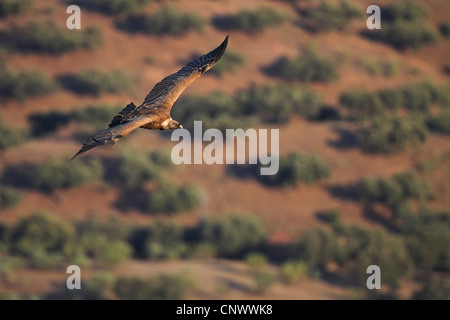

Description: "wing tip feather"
212 35 229 62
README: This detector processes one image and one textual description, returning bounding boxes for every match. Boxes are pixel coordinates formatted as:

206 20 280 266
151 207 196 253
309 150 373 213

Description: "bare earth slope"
0 0 449 299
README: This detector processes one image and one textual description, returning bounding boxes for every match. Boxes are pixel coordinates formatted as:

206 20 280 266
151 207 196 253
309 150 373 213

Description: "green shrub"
413 278 450 300
401 81 440 112
437 86 450 107
72 105 118 130
0 186 21 210
347 230 413 289
0 65 58 101
187 243 217 260
75 217 132 264
364 1 437 51
291 229 337 271
75 0 152 14
357 176 380 203
394 171 433 202
146 181 201 214
28 157 104 192
301 0 362 32
394 201 415 221
0 0 31 18
86 273 117 299
377 179 405 212
98 241 132 264
270 47 337 83
80 234 131 264
144 221 187 259
358 116 428 153
378 88 404 110
291 88 324 119
116 147 160 189
280 260 309 284
283 152 330 185
440 21 450 37
358 58 399 77
148 149 173 169
339 89 384 119
114 272 194 300
294 225 413 288
406 221 450 272
176 183 201 211
12 70 58 101
53 272 117 300
13 21 101 54
239 85 323 122
385 1 428 21
5 215 134 268
381 59 400 77
119 6 204 36
0 256 24 281
316 209 340 224
209 50 245 76
112 148 178 212
0 118 27 150
64 69 132 96
373 20 438 51
252 271 275 294
223 7 288 33
128 220 186 259
356 171 433 211
25 250 65 269
8 212 75 259
326 225 373 265
245 253 267 271
427 110 450 135
46 272 116 300
76 217 130 242
341 81 442 118
258 152 331 187
292 217 448 289
199 214 266 258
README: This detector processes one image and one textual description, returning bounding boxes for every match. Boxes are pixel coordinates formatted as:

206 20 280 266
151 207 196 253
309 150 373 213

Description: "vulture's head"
168 120 183 130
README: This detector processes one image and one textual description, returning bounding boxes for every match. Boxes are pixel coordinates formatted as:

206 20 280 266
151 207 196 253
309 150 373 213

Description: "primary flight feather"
72 35 229 160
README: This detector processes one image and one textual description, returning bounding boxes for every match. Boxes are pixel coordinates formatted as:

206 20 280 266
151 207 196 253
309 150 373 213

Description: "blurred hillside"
0 0 449 300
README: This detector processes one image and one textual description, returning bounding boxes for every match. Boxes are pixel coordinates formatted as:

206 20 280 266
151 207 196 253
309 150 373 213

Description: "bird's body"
72 35 229 160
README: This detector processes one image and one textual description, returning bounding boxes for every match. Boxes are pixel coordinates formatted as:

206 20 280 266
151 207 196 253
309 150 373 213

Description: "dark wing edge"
142 35 229 106
188 34 229 75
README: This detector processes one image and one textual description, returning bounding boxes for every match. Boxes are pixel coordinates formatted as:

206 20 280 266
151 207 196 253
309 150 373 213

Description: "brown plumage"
71 35 229 160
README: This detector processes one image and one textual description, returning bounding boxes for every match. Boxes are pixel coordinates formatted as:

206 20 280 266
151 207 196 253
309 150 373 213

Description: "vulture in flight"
72 35 229 160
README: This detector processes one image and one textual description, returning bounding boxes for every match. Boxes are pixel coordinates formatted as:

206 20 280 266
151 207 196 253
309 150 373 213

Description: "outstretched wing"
118 35 229 123
144 35 228 107
71 114 156 160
